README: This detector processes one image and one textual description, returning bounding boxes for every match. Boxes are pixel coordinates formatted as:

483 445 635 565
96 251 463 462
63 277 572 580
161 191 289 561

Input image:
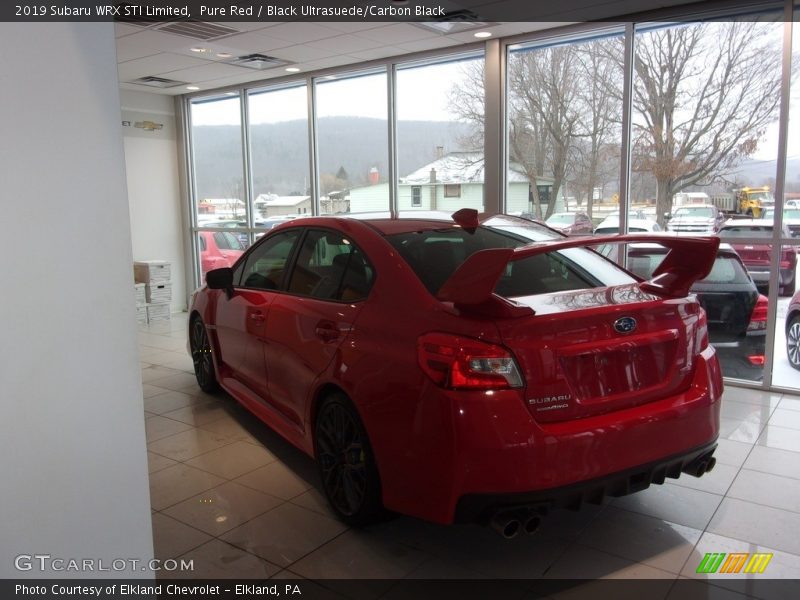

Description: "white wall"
121 89 187 312
0 23 153 577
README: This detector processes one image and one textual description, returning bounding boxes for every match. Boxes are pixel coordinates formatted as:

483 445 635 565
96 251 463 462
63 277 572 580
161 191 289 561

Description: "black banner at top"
0 0 792 23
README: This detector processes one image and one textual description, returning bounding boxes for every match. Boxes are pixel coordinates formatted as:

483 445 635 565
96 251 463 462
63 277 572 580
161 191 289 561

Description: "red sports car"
188 210 723 537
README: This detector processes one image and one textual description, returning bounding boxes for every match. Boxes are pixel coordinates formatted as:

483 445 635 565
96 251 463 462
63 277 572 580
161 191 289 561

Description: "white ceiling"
115 20 554 95
114 0 702 96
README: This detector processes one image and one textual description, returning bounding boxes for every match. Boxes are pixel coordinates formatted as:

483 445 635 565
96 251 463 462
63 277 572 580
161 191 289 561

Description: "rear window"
386 224 634 297
719 225 773 238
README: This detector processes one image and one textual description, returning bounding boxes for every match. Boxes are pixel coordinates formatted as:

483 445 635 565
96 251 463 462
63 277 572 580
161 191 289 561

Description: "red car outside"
718 220 797 296
188 210 722 537
198 230 245 279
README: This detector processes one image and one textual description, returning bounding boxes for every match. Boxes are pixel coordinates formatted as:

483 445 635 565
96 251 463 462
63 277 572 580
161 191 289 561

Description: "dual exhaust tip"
683 453 717 478
490 509 542 539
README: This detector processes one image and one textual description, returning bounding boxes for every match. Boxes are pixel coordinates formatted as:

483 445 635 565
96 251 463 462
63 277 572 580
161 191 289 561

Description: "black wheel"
787 316 800 371
190 316 219 393
315 393 383 526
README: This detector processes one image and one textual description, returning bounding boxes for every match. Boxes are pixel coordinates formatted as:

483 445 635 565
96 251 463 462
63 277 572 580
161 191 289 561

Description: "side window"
214 231 242 251
239 230 301 291
287 229 374 301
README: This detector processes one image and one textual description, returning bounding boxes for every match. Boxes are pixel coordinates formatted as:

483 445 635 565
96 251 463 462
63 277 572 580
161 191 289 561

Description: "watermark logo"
696 552 773 574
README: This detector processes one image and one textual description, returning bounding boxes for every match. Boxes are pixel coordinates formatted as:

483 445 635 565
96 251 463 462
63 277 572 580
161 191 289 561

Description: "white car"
666 205 726 233
594 216 662 235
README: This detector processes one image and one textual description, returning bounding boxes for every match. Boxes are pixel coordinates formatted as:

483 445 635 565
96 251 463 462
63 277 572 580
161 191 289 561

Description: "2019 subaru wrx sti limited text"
188 209 723 538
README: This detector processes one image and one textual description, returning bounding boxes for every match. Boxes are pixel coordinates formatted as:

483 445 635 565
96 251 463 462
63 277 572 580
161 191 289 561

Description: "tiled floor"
141 313 800 595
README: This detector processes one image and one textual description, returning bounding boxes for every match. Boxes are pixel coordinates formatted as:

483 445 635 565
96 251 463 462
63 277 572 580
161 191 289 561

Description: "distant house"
197 198 245 218
348 152 559 214
254 194 312 217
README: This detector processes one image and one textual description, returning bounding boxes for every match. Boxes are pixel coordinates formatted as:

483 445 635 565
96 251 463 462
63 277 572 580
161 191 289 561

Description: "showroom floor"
140 313 800 595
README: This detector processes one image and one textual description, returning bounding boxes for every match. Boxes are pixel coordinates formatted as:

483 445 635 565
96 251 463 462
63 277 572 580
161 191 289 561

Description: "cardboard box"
134 260 171 285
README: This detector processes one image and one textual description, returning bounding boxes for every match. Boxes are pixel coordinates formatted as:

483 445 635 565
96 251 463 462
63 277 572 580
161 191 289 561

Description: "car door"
213 229 301 398
263 228 374 429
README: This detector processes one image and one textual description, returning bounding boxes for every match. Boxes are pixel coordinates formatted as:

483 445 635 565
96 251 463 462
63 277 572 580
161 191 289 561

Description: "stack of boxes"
134 260 172 324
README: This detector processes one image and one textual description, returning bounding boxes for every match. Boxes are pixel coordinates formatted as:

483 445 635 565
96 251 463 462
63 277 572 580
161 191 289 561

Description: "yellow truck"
736 186 774 218
709 186 774 218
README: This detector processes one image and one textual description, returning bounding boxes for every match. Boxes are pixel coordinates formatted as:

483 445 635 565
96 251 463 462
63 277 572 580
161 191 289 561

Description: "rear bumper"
377 346 722 524
454 440 718 523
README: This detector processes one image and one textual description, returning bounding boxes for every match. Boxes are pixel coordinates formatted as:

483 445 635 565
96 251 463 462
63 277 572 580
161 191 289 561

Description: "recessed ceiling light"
216 52 233 59
190 47 207 53
186 86 200 91
474 31 492 38
285 67 300 73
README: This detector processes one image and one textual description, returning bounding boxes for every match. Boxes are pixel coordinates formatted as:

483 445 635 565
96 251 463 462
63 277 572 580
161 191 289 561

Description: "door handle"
315 320 340 342
249 311 266 322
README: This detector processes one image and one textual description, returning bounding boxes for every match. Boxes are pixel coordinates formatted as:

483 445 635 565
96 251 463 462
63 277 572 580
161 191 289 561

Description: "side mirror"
206 267 234 299
664 212 672 220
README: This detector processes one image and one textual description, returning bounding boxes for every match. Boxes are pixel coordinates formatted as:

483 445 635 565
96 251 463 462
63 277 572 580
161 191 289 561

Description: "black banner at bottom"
5 578 800 600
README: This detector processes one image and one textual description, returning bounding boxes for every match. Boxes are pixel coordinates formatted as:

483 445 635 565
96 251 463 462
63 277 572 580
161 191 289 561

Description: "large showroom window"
190 94 246 226
772 8 800 390
248 84 311 241
315 69 389 214
633 16 784 383
396 53 485 212
189 93 247 282
506 31 624 231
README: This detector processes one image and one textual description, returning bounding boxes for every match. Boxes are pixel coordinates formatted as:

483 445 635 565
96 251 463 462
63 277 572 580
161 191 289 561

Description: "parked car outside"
594 215 662 234
718 220 797 296
597 242 766 380
760 207 800 238
545 211 593 235
666 205 726 233
785 291 800 370
188 210 722 536
198 230 245 279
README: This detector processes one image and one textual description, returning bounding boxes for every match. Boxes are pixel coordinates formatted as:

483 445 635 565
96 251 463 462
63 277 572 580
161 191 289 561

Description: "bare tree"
568 39 624 219
632 21 786 225
451 41 621 220
507 46 583 219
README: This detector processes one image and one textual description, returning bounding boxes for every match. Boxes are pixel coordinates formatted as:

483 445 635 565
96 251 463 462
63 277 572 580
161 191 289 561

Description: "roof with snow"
400 152 533 185
255 195 310 207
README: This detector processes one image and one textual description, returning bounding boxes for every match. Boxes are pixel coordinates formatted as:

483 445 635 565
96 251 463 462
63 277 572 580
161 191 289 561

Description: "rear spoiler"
436 234 720 317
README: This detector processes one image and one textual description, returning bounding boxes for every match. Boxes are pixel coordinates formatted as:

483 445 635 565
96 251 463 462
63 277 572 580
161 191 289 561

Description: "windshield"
674 207 714 218
545 214 576 225
386 221 635 297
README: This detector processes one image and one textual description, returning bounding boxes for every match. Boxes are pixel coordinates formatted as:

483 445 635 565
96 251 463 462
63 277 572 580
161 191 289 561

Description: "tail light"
747 294 768 332
417 332 523 390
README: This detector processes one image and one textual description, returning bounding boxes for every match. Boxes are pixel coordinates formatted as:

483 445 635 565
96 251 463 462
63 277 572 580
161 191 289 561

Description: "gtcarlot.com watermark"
14 554 193 573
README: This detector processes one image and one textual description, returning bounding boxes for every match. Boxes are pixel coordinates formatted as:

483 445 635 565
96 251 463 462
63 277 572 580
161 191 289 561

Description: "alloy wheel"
190 318 215 389
788 320 800 370
316 402 367 517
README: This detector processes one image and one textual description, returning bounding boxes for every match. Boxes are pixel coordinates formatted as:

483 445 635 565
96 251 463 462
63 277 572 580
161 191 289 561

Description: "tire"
787 316 800 371
315 393 384 526
189 316 220 393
